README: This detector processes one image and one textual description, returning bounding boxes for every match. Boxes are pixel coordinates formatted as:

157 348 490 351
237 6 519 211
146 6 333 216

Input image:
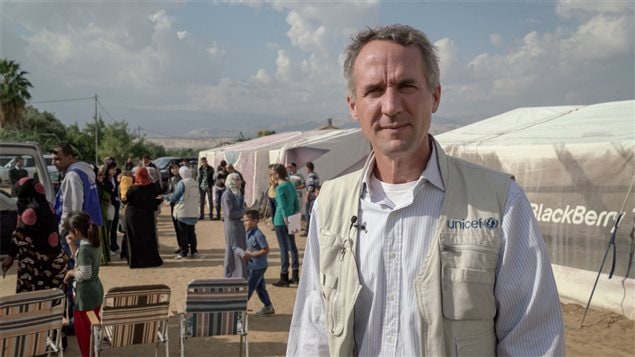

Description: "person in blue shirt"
239 209 275 316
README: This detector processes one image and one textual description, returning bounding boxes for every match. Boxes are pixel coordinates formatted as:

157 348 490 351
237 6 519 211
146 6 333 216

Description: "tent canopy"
199 129 369 208
438 100 633 146
437 100 634 318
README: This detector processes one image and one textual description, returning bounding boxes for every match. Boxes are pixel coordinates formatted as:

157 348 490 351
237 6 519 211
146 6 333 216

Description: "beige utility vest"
173 177 200 219
317 140 511 356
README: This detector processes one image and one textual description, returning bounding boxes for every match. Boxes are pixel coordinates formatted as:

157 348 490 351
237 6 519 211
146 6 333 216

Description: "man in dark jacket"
213 160 228 220
197 157 214 220
9 157 29 195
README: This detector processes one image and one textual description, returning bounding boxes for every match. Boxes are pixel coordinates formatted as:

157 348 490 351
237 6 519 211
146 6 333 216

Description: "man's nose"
381 87 403 117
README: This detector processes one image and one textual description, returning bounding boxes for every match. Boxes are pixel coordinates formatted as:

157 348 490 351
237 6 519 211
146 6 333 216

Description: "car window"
0 152 50 200
0 156 13 166
153 157 176 170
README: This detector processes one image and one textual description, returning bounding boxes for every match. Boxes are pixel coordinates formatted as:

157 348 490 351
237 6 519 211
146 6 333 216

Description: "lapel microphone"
350 215 367 232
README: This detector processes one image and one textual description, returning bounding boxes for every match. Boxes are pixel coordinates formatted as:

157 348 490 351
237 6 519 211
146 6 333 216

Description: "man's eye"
400 83 418 91
364 87 383 97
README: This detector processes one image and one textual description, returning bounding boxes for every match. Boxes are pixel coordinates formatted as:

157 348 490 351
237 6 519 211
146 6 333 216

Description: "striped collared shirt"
287 146 565 356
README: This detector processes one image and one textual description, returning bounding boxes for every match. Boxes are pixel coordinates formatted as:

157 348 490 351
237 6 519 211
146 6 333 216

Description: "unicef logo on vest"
484 217 498 230
447 217 499 230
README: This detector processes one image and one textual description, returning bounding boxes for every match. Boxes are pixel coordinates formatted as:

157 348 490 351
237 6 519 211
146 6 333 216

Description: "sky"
2 0 633 138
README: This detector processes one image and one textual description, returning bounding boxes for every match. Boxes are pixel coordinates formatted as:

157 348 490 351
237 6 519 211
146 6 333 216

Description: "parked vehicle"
153 156 197 192
0 143 54 255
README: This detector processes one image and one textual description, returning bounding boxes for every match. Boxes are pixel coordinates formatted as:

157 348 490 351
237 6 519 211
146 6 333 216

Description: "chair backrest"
185 278 248 337
101 284 170 348
0 288 66 357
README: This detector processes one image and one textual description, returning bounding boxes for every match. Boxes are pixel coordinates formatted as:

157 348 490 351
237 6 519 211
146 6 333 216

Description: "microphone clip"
350 215 366 232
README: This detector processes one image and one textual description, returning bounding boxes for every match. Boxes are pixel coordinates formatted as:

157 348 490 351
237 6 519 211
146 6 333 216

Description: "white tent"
275 128 370 185
199 129 369 208
436 100 635 318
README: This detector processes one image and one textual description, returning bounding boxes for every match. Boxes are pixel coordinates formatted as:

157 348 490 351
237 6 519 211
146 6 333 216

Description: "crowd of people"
1 140 323 353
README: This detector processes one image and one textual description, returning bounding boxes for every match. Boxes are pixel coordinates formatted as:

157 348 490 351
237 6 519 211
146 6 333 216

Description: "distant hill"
145 136 235 150
149 115 470 150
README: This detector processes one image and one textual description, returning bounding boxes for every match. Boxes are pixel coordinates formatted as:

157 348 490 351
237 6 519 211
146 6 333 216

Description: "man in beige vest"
287 24 564 356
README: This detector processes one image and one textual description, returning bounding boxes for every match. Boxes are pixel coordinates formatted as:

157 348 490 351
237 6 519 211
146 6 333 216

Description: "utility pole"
94 94 99 164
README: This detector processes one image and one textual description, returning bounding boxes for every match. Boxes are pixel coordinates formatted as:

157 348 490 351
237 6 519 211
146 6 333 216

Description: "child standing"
63 211 104 357
240 209 275 316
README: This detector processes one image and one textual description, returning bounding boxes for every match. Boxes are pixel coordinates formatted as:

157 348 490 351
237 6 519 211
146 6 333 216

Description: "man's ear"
346 96 359 121
432 84 441 113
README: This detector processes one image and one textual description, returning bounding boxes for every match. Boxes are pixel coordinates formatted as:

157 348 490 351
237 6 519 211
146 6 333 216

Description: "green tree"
257 129 276 137
0 106 66 149
65 123 95 163
166 148 197 157
0 59 33 129
99 120 152 165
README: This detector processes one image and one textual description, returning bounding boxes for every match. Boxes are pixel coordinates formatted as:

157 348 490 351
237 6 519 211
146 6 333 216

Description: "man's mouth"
380 123 408 131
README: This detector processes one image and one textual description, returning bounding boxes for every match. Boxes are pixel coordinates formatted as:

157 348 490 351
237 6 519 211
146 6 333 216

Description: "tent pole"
580 175 634 327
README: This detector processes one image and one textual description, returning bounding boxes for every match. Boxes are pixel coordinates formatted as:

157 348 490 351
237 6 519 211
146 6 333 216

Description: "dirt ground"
1 209 633 356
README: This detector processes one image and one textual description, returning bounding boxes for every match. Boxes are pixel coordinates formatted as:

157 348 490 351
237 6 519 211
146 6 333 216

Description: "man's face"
15 159 23 168
51 148 74 171
346 40 441 160
286 165 296 174
200 159 208 167
142 158 150 166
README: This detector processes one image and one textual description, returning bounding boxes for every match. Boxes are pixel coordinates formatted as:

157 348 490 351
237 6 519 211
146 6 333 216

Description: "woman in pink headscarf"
122 167 163 268
1 177 69 292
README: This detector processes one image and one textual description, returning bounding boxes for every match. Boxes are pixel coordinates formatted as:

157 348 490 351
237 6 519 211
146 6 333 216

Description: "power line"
30 96 94 104
96 98 116 122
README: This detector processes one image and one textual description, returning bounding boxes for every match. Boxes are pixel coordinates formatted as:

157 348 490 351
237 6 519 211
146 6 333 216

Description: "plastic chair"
0 288 66 357
89 284 171 357
179 278 249 357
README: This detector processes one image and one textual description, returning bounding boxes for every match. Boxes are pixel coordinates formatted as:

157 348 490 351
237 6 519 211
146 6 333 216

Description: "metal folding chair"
0 288 66 357
179 278 249 357
89 284 171 357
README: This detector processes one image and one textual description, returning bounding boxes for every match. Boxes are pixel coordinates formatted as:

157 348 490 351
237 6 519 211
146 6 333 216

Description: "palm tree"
0 59 33 129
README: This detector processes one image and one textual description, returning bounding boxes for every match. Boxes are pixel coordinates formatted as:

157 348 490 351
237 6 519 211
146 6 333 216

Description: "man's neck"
372 141 432 184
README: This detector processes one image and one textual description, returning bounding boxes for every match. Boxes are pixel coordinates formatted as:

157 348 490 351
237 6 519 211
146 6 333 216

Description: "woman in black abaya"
122 167 163 268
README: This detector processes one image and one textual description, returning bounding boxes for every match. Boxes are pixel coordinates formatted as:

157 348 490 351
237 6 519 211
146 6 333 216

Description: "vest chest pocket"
440 240 498 321
318 232 347 336
319 272 344 335
442 266 495 320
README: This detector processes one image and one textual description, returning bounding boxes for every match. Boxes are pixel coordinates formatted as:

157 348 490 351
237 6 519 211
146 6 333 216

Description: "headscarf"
13 177 61 253
179 166 192 179
134 167 152 186
226 173 242 195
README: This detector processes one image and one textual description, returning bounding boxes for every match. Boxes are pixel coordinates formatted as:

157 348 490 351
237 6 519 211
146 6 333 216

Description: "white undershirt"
368 173 419 209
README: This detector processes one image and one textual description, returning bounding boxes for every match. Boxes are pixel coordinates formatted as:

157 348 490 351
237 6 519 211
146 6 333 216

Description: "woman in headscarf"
1 177 69 292
117 172 133 261
95 165 111 265
221 172 247 278
166 162 183 253
161 165 199 258
122 167 163 268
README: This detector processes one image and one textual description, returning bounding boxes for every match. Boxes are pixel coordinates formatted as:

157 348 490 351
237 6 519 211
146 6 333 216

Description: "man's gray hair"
343 24 440 97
